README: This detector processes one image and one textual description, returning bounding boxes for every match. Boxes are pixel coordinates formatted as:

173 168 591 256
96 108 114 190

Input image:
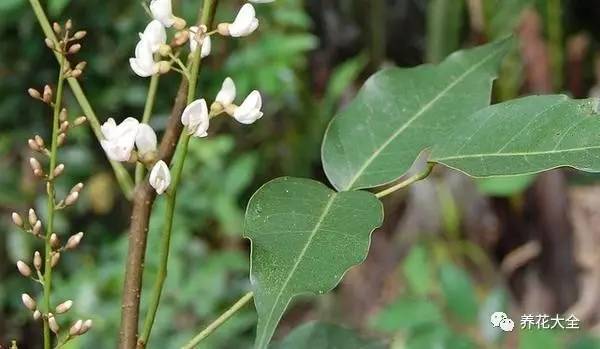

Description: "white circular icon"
499 318 515 332
490 311 508 327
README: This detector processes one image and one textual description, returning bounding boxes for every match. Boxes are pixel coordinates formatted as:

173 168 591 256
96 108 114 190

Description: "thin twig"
181 292 254 349
374 163 435 198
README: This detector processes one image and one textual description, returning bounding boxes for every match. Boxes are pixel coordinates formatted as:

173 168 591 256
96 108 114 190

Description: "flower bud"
68 44 81 54
75 61 87 71
80 319 92 334
33 310 42 320
28 139 40 151
74 116 87 126
158 44 171 57
51 252 61 268
173 17 187 30
29 158 42 174
57 133 66 146
59 121 69 133
53 164 65 178
21 293 36 311
48 314 60 333
158 61 171 74
64 191 79 206
50 234 60 249
217 23 230 36
55 300 73 314
16 261 32 277
34 251 42 270
69 320 83 336
70 182 84 194
71 69 83 79
45 38 55 49
43 85 53 103
59 108 68 122
53 22 61 34
65 232 84 250
73 30 87 40
32 220 42 236
34 135 45 148
11 212 23 227
28 88 41 100
28 208 38 226
172 30 189 46
65 19 73 30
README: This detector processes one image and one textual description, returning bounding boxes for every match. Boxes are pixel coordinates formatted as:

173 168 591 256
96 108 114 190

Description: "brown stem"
119 81 187 349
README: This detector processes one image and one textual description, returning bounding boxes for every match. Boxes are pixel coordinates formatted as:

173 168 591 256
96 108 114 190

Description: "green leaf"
370 297 442 333
431 95 600 177
439 264 478 323
475 174 536 196
402 245 433 296
274 322 386 349
321 38 512 191
244 177 384 348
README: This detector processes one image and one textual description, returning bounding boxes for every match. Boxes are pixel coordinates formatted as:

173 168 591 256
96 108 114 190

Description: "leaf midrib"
434 144 600 161
342 46 504 190
255 193 338 348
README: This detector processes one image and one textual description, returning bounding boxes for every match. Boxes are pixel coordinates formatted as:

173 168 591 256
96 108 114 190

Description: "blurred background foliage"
2 0 600 348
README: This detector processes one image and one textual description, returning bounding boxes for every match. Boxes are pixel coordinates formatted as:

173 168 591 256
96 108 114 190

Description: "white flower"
189 26 211 58
100 117 140 161
181 99 210 137
129 39 158 77
150 0 174 27
139 20 166 52
228 3 259 37
135 123 157 157
233 90 263 124
215 77 236 106
149 160 171 195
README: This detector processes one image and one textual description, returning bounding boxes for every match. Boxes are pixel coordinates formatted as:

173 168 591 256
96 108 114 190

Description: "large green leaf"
244 177 383 348
274 321 386 349
321 38 512 191
431 95 600 177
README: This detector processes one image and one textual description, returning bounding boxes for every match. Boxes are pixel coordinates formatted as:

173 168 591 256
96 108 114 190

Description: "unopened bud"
73 30 87 40
60 121 69 133
70 182 84 194
51 252 61 268
75 61 87 71
29 157 42 174
43 85 52 103
65 232 84 250
65 191 79 206
69 320 83 336
65 19 73 30
44 38 55 49
158 44 171 57
59 108 68 122
28 139 40 151
34 251 42 270
11 212 23 227
53 22 61 34
217 23 230 36
172 31 189 46
55 300 73 314
173 17 186 30
33 310 42 320
48 314 60 333
70 69 82 78
50 234 60 249
28 88 41 100
16 261 32 277
68 44 81 54
57 133 66 146
21 293 36 311
32 220 42 235
157 61 171 74
74 116 87 126
28 208 38 226
53 164 65 178
35 135 45 148
80 319 92 334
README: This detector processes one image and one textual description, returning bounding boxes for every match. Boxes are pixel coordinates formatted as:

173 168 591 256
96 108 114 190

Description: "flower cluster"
101 2 269 196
